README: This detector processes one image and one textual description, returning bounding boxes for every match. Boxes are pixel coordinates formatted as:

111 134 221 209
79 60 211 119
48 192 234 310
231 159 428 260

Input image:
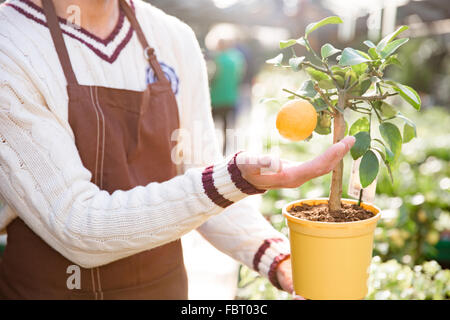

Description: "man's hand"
236 136 355 190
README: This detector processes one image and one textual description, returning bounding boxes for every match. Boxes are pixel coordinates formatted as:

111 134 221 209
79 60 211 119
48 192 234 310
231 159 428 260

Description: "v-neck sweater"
0 0 290 287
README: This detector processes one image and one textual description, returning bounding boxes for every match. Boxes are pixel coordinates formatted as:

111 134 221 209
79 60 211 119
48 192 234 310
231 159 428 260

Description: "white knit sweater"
0 0 290 286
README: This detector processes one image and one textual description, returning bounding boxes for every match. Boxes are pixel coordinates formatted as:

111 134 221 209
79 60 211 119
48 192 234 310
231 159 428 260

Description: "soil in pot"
288 202 374 223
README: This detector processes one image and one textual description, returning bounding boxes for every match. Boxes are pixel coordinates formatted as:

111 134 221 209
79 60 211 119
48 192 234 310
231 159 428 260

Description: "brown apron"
0 0 187 299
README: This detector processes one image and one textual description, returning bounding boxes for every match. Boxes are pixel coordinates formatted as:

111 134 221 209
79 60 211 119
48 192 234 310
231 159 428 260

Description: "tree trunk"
328 92 347 212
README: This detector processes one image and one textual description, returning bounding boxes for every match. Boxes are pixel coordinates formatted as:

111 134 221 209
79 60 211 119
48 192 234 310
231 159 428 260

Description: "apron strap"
119 0 169 83
42 0 78 85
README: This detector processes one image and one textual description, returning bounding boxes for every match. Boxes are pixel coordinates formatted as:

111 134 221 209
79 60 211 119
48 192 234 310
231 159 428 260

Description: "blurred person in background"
210 37 246 155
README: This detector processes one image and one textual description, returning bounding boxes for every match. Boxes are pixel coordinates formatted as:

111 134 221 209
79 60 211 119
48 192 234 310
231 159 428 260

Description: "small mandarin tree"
267 16 421 212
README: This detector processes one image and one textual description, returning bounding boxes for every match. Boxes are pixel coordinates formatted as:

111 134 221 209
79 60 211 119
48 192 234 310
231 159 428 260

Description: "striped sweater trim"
268 253 291 290
201 165 234 208
252 238 284 272
201 152 265 208
253 238 291 289
228 151 266 195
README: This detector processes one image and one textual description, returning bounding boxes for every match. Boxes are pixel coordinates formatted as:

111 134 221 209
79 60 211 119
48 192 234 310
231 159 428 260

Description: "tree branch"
282 88 313 102
347 92 398 101
313 83 337 115
300 61 329 74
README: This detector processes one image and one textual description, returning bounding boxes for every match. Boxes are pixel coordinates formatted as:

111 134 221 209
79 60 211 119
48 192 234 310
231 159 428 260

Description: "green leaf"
315 113 332 135
297 80 317 98
356 50 371 60
296 37 307 46
384 55 402 67
363 40 376 48
305 16 343 37
403 123 416 143
289 56 305 71
396 113 417 142
259 98 280 106
351 63 368 76
318 79 335 90
349 117 370 136
321 43 341 59
386 81 421 110
311 98 328 112
266 53 283 66
339 48 371 66
305 67 330 82
358 79 372 95
368 47 380 60
376 25 409 52
380 102 397 118
379 122 402 162
379 38 408 59
372 147 394 183
384 145 395 163
373 138 395 163
391 82 421 110
359 150 379 188
351 131 371 160
314 125 331 135
280 39 297 49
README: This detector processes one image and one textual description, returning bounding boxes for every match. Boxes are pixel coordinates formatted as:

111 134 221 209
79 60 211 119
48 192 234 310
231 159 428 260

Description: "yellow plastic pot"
282 198 381 300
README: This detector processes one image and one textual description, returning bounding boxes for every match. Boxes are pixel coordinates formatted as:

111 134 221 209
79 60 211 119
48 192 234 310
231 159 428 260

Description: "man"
0 0 355 299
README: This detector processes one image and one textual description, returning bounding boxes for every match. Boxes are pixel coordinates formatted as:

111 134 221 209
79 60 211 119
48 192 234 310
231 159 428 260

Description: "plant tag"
348 157 377 203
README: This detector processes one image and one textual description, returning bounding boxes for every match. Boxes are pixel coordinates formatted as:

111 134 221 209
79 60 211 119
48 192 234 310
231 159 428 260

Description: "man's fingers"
283 136 355 185
236 153 283 175
236 136 355 189
308 135 355 175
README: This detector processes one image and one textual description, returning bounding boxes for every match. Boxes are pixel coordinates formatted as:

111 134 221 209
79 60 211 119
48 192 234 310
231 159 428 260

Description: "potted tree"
266 16 421 299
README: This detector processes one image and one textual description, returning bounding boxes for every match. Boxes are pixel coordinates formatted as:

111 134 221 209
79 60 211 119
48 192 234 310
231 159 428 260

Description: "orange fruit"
276 100 317 141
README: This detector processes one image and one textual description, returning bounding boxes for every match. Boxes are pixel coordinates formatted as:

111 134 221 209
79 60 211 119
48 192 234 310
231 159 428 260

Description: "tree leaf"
396 113 417 142
351 131 371 160
359 79 372 95
259 98 280 106
289 56 305 71
376 25 409 52
372 147 394 183
384 55 402 67
349 117 370 136
305 67 330 82
351 62 368 76
315 113 332 135
266 53 283 66
379 122 402 162
280 39 297 49
403 123 416 143
339 48 371 66
387 81 421 110
363 40 376 48
359 150 379 188
321 43 341 59
305 16 343 37
296 37 307 46
379 38 409 59
318 79 335 89
368 47 380 60
385 146 395 163
311 98 328 112
380 102 397 118
297 80 318 98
